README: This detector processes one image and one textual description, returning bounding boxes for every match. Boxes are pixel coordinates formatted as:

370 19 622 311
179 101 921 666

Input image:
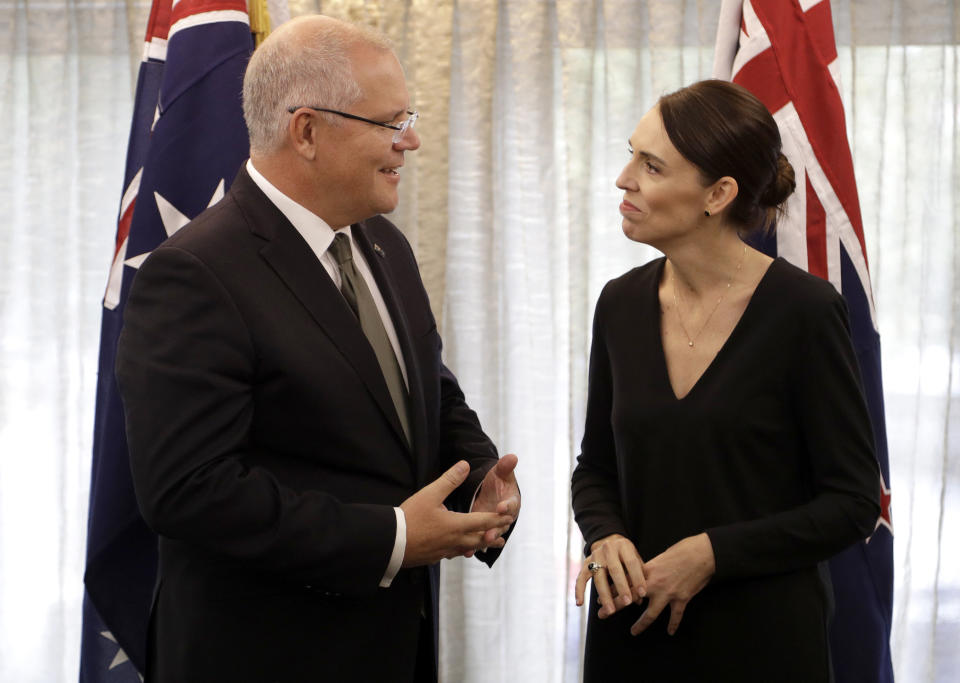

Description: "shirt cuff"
379 507 406 588
469 480 483 511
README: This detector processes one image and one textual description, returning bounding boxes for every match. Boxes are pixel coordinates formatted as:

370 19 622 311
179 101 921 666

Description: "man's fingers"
481 521 513 545
458 510 512 534
401 462 517 567
495 495 521 517
441 529 498 561
493 453 519 478
432 460 470 500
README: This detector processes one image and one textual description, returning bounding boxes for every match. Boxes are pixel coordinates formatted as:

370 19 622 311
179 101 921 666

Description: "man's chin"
375 196 399 215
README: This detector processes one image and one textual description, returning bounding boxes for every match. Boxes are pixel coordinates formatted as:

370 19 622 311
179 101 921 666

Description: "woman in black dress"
571 80 881 682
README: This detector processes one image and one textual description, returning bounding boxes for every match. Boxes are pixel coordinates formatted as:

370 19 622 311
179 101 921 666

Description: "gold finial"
248 0 271 48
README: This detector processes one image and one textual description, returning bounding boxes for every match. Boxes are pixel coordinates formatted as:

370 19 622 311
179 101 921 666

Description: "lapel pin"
373 243 386 258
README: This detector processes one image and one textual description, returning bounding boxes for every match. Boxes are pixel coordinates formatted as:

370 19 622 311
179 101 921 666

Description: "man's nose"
395 126 420 150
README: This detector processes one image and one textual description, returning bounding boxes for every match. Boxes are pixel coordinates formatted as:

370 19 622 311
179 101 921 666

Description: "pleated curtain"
0 1 956 681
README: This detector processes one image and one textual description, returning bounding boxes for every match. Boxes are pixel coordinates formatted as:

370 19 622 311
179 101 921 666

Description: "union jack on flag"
713 1 893 681
81 1 253 679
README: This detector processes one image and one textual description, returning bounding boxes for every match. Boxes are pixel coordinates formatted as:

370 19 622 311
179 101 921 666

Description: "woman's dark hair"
658 79 795 234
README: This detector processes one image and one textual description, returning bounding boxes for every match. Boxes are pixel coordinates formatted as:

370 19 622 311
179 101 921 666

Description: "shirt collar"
245 159 352 256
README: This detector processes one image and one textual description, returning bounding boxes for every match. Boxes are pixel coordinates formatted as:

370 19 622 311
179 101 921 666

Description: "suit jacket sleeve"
117 244 397 594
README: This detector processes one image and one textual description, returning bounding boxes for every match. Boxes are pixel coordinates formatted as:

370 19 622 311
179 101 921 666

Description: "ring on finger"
587 561 605 574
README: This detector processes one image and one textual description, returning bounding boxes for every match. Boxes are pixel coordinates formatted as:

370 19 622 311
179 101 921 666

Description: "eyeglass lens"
392 112 419 143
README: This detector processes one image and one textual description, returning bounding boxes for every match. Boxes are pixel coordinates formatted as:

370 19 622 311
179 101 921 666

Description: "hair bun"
760 152 796 208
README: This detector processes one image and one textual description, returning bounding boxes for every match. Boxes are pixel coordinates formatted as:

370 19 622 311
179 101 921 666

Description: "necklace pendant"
688 340 694 347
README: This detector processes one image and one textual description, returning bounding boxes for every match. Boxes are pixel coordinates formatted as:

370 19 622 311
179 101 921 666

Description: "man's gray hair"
243 17 394 156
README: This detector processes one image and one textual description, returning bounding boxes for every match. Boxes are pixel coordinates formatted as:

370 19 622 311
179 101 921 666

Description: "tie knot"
329 232 353 266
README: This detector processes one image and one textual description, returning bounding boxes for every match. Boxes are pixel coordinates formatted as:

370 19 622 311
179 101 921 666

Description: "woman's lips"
620 199 641 212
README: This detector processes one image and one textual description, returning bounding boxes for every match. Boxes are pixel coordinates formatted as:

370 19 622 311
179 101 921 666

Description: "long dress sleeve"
706 280 881 580
571 285 630 550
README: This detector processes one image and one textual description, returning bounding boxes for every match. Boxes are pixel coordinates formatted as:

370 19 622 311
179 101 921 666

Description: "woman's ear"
705 176 738 216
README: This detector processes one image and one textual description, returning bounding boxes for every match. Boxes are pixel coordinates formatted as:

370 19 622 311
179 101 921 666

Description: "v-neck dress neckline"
653 256 779 402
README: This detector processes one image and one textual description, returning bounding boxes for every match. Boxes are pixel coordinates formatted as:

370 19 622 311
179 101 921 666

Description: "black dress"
571 257 880 682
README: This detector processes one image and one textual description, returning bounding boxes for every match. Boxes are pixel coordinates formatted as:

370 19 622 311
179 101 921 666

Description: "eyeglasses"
287 106 419 143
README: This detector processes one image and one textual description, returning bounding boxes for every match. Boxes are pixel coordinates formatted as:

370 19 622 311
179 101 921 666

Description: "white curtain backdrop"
0 1 150 681
0 1 956 681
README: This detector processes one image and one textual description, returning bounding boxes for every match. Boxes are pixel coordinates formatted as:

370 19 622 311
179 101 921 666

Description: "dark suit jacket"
116 167 502 682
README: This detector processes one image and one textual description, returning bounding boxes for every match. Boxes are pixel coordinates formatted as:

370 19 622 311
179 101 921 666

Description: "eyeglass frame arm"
286 106 417 135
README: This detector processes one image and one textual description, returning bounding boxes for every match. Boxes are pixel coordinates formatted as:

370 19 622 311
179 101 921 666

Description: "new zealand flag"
713 1 894 681
80 1 253 678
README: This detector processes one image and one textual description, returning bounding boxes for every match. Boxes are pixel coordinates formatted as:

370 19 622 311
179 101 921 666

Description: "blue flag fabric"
80 2 253 679
750 223 895 683
821 250 894 683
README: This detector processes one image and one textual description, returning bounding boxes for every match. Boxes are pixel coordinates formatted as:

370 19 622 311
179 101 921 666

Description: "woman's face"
616 105 711 247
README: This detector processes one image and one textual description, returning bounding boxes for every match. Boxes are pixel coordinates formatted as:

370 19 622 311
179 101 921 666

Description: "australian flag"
80 1 253 679
713 1 894 681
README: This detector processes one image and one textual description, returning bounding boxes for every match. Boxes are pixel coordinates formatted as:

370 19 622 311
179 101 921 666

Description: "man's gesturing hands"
470 453 521 546
400 460 517 567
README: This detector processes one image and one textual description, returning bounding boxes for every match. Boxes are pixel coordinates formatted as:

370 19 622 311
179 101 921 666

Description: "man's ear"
289 110 318 161
705 176 738 216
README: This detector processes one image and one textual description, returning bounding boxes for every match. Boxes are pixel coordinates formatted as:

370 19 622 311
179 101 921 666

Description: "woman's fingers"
622 551 647 600
591 563 618 618
666 601 686 635
630 594 667 636
604 558 634 611
630 598 688 636
575 535 651 618
574 562 591 605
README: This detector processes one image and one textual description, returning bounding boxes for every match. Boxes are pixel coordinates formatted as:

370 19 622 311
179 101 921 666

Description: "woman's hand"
575 533 647 619
630 532 716 636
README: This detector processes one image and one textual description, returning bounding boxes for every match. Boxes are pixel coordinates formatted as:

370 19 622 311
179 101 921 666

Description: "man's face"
314 46 420 228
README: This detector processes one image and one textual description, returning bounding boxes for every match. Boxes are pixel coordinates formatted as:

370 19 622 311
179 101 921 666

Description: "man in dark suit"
116 14 520 683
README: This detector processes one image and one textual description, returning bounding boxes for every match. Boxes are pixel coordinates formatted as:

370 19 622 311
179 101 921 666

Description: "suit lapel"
229 169 411 455
352 223 430 482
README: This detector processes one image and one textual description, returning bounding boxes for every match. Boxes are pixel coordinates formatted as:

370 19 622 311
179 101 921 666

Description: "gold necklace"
672 244 747 349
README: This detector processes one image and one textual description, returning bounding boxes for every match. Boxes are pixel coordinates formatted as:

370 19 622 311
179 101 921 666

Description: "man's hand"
470 453 521 546
400 461 514 567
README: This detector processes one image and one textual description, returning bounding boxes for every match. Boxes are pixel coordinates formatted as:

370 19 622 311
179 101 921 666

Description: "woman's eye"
644 161 659 174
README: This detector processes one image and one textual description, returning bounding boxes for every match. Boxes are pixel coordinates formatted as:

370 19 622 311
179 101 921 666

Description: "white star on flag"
99 630 144 680
104 178 226 310
124 179 227 270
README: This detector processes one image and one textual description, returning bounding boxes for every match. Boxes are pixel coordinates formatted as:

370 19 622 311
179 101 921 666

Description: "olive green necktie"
328 232 411 446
